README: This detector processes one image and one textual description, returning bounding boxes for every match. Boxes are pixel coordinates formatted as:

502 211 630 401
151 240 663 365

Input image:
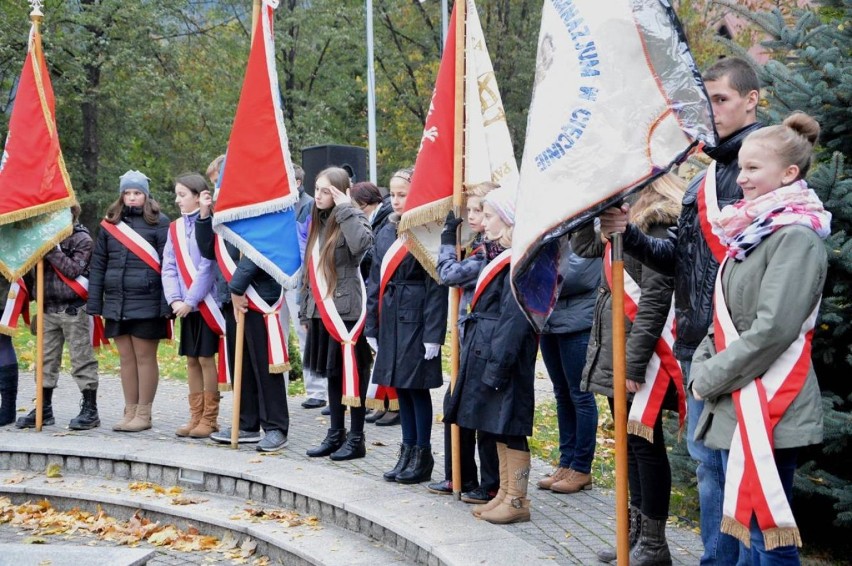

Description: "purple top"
161 212 217 309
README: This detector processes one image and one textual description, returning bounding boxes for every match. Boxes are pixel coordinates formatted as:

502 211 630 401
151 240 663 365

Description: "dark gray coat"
444 264 537 437
366 220 448 389
541 249 600 335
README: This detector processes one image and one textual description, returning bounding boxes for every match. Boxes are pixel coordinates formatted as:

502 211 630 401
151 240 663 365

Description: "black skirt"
104 317 169 340
178 311 219 358
304 318 373 379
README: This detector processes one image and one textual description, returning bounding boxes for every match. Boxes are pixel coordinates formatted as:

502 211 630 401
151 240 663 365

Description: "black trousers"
441 422 500 490
225 304 290 434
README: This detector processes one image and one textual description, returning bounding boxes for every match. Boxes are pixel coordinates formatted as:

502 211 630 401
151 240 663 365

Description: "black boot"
330 431 366 461
69 389 100 430
396 445 434 484
383 444 413 482
306 428 347 457
16 387 55 428
596 505 642 563
630 515 672 566
0 364 18 426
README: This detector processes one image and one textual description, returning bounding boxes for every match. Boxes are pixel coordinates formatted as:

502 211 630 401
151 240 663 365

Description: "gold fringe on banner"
218 383 233 392
721 516 752 547
0 223 72 281
387 398 399 412
627 420 654 444
269 362 290 374
341 395 362 409
401 232 440 282
365 398 385 411
763 526 802 550
0 326 15 337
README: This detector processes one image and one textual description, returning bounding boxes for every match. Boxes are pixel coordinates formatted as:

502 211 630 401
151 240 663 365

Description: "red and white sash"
604 243 686 442
366 237 409 409
696 162 727 263
99 220 162 273
470 249 511 310
170 219 230 390
0 279 29 335
50 267 109 350
713 258 816 550
307 239 368 408
215 236 288 374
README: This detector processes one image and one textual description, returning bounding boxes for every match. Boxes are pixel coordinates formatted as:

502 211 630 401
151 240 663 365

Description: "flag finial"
29 1 44 23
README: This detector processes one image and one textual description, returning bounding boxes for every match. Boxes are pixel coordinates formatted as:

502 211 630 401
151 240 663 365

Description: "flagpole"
449 0 466 501
34 259 45 431
231 0 263 450
610 232 629 565
366 0 377 184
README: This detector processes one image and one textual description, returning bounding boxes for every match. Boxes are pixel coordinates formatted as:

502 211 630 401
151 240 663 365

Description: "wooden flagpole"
231 0 262 449
610 232 629 564
449 0 466 501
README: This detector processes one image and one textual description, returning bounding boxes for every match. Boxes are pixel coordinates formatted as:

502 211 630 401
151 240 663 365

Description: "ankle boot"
330 431 366 461
479 448 531 524
176 392 204 437
307 428 347 457
383 444 413 482
395 445 434 484
0 364 18 426
537 465 571 490
69 389 100 430
189 392 220 438
630 515 672 566
473 442 507 518
122 403 152 432
596 505 642 563
16 387 55 428
113 404 137 431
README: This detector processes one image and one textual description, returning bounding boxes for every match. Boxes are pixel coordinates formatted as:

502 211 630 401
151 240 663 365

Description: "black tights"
397 388 433 447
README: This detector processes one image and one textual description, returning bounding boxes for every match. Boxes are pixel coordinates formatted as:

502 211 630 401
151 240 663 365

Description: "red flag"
0 23 75 225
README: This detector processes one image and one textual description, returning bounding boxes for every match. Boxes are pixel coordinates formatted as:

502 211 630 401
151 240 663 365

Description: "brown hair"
293 164 304 183
703 57 760 97
175 173 209 195
206 155 225 180
744 112 820 179
350 181 383 207
304 167 352 295
104 194 162 225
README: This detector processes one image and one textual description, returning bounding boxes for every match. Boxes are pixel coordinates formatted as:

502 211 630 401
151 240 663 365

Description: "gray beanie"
119 170 151 196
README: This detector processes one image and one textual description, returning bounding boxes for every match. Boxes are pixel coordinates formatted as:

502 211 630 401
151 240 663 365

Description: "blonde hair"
464 181 499 199
743 112 820 179
206 155 225 179
482 201 513 248
630 172 685 224
389 167 414 184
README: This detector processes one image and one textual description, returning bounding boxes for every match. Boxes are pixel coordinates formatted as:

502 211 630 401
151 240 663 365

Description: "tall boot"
0 364 19 426
596 505 642 563
306 428 347 457
122 403 152 432
176 392 204 437
330 431 366 461
383 444 413 482
479 448 531 524
113 404 137 431
69 389 100 430
630 515 672 566
189 392 220 438
472 442 507 518
16 387 55 428
395 445 434 484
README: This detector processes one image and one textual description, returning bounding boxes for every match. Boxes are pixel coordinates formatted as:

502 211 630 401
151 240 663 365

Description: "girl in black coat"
365 169 448 484
87 170 170 433
444 187 538 524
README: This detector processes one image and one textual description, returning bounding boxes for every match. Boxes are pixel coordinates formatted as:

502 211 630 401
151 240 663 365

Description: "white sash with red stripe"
470 249 511 310
365 237 409 409
50 267 109 349
696 161 727 263
0 279 29 336
604 243 686 442
713 258 816 550
307 239 367 408
170 219 230 390
100 220 162 273
215 236 288 373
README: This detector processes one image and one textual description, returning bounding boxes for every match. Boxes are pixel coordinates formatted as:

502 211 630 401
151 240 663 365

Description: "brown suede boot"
176 392 204 437
537 466 571 490
551 469 593 493
472 442 507 518
189 391 220 438
479 448 531 524
122 403 152 432
112 404 137 431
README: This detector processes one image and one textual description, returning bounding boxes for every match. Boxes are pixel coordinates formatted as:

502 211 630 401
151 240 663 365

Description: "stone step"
0 469 407 566
0 543 155 566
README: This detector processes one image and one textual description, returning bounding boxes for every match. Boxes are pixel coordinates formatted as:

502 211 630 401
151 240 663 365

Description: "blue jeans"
683 360 749 566
721 448 800 565
540 331 597 474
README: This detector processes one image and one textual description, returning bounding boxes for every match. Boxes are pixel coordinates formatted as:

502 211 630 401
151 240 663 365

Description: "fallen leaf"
371 441 387 447
170 496 208 506
23 536 47 544
45 464 62 478
247 458 262 464
4 473 30 484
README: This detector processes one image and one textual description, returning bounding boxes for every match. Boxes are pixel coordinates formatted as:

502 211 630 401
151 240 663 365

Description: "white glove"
366 336 378 352
423 343 440 360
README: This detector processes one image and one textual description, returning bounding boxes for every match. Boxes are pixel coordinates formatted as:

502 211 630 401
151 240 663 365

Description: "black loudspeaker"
301 144 368 196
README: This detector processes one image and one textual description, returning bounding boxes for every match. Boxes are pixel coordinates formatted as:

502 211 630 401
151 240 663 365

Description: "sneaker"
210 428 262 444
256 429 288 452
461 486 497 504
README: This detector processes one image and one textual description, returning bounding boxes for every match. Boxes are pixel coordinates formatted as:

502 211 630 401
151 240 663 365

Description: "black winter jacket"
359 197 393 282
366 219 448 389
26 224 93 314
541 248 600 335
622 122 763 361
87 207 171 321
